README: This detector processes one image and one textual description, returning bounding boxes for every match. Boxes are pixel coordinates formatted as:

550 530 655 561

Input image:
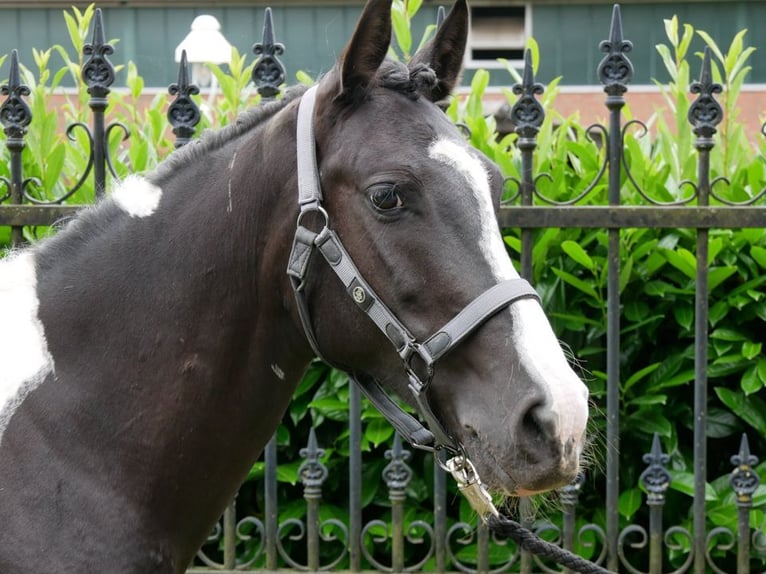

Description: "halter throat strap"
287 86 541 453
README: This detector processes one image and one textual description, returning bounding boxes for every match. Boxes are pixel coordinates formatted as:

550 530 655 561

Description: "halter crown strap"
296 85 322 211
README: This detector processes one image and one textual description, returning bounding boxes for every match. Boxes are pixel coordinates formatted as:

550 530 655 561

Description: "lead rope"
445 456 615 574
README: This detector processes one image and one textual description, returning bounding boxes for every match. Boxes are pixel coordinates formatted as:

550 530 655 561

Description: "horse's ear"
409 0 468 102
336 0 393 103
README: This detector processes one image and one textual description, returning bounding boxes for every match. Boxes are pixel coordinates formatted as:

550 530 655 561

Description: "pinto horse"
0 1 589 571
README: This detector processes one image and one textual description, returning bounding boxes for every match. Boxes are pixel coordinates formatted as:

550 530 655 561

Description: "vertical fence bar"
434 453 447 572
559 473 584 574
639 434 671 574
687 46 721 574
597 5 633 571
222 499 237 569
0 50 31 247
265 436 279 570
510 49 544 281
299 428 328 572
518 498 533 574
383 434 412 573
81 8 115 199
730 434 760 574
349 383 363 572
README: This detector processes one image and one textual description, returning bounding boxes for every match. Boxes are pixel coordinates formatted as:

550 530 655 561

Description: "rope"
487 515 615 574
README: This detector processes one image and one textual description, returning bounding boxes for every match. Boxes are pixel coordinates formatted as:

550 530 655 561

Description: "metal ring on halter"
296 203 329 229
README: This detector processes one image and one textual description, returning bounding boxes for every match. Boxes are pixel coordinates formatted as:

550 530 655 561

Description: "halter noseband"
287 85 540 456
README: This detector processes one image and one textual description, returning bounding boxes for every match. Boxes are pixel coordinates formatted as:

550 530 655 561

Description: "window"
467 4 528 68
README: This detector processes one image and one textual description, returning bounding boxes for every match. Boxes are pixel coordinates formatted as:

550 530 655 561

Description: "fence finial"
82 8 115 99
252 7 286 100
640 433 671 505
730 433 760 506
688 46 723 145
168 50 201 148
598 4 633 96
0 50 32 145
510 48 545 142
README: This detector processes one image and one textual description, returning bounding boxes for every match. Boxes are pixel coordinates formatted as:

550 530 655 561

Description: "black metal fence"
0 4 764 574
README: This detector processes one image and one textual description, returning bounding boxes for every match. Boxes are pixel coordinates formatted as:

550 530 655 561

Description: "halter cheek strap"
287 85 540 454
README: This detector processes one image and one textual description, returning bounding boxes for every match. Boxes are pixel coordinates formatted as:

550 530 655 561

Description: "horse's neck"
16 102 312 550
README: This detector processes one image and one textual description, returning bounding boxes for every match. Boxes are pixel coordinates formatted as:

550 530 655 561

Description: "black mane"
150 85 307 183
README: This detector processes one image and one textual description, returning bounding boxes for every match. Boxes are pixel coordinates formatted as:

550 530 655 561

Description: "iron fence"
0 3 764 573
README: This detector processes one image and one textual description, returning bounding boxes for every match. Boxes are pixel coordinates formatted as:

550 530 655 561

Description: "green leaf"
406 0 423 18
711 328 747 342
551 268 599 299
708 266 737 290
751 245 766 269
742 341 762 361
623 362 662 393
390 3 411 57
707 407 740 438
626 408 672 437
741 364 763 395
628 394 667 407
709 300 729 326
673 304 693 331
364 419 394 447
618 488 642 519
714 387 766 435
668 470 718 501
662 247 696 279
561 240 595 270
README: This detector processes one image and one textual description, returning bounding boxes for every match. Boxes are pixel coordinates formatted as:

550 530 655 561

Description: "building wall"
532 1 766 86
0 2 765 90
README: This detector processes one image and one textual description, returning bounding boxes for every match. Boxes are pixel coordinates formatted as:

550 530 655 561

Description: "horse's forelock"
377 60 439 101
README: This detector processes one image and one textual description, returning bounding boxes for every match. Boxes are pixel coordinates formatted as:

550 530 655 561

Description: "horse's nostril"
463 424 478 440
521 400 558 443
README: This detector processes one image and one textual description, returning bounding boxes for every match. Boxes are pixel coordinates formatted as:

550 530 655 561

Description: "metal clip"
444 455 499 520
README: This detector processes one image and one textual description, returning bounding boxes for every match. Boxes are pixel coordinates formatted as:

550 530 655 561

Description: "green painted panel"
533 2 766 86
0 2 763 91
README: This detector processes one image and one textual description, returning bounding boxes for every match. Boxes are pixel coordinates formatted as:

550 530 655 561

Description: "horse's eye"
369 184 402 211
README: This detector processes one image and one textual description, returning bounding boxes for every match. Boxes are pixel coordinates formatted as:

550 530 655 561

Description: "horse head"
289 0 589 497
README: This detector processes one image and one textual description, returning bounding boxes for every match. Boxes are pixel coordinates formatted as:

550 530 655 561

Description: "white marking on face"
0 251 55 444
430 138 588 449
511 301 589 449
429 138 516 281
112 175 162 218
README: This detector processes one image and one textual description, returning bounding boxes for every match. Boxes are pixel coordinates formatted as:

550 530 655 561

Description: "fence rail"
0 3 764 574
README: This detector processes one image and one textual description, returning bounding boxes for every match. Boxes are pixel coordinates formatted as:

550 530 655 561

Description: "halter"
287 84 539 467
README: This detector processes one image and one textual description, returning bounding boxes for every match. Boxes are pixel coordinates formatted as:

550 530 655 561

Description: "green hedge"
1 3 764 571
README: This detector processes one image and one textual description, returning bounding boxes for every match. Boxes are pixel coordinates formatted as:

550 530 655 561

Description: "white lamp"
174 15 232 88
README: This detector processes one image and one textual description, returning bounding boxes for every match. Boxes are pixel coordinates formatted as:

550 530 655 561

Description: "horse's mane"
149 85 307 183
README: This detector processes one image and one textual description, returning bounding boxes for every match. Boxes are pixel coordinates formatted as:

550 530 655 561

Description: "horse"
0 1 589 571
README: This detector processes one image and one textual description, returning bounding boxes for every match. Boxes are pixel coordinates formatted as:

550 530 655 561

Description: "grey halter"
287 85 540 455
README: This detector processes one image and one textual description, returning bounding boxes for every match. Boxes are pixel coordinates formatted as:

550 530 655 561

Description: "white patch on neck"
0 251 55 444
112 175 162 218
429 138 516 281
429 138 588 448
